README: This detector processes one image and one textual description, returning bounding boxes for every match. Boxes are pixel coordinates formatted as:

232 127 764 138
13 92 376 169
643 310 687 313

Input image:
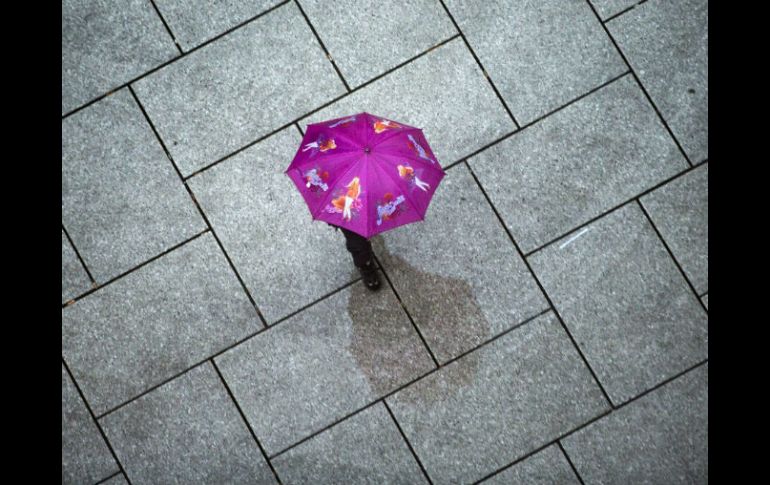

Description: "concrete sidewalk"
62 0 708 483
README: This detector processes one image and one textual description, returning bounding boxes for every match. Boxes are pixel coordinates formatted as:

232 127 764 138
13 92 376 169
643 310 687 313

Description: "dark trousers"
336 226 374 267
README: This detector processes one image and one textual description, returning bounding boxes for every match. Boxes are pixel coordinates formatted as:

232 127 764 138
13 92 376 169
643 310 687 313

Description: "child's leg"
338 227 381 290
340 227 373 267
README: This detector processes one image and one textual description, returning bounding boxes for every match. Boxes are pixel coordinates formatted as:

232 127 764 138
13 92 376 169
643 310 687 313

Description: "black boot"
358 258 381 291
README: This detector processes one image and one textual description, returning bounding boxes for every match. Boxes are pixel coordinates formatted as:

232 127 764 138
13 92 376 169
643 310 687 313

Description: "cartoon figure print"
326 176 362 221
406 133 436 164
328 116 356 128
302 134 337 154
303 167 329 193
397 163 430 192
373 119 403 134
376 192 406 226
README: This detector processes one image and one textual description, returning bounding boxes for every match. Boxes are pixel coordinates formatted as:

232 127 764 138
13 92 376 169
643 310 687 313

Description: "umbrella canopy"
284 112 445 239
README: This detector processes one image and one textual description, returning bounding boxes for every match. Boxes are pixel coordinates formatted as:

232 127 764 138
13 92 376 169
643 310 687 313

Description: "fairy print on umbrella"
326 176 363 221
373 118 403 134
303 166 330 194
302 133 337 155
406 133 436 164
376 192 407 226
397 163 430 192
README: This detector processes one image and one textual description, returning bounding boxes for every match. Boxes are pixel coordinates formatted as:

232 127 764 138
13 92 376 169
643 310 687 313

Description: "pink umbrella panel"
284 112 446 239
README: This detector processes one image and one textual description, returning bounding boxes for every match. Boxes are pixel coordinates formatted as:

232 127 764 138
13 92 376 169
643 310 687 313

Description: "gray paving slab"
589 0 639 20
188 127 357 324
372 163 548 363
608 0 708 162
302 38 515 167
61 89 205 283
444 0 626 125
62 365 118 485
133 1 346 177
62 230 92 304
101 363 275 484
528 203 708 405
215 277 435 455
386 312 609 484
702 294 708 309
62 233 262 416
640 164 708 294
272 402 428 484
62 0 179 115
154 0 282 50
468 75 688 253
562 364 708 484
299 0 457 88
481 444 580 485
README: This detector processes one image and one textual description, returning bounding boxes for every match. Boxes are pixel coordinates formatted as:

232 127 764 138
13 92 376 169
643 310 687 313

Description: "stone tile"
101 364 275 484
62 230 92 303
62 233 262 415
481 445 580 485
154 0 282 50
215 278 435 455
61 89 205 283
62 365 118 485
640 164 708 294
608 0 708 162
133 1 346 176
528 203 708 405
302 38 515 167
272 402 428 484
62 0 178 114
469 75 688 253
372 163 548 363
589 0 639 20
188 128 356 323
562 364 708 484
702 294 708 309
299 0 457 88
386 312 609 484
444 0 626 125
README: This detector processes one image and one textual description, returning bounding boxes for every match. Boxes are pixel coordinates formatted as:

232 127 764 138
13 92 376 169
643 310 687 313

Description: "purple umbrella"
284 112 445 239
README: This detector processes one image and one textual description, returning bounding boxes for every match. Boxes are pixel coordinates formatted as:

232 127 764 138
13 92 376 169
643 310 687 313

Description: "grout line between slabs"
518 160 708 259
473 359 708 484
463 160 616 408
558 440 586 485
211 360 284 484
585 0 694 167
293 0 351 92
437 0 520 129
182 33 461 181
62 222 96 285
127 85 268 327
62 357 133 485
383 399 435 485
149 0 184 54
61 0 291 119
637 199 709 313
371 258 441 368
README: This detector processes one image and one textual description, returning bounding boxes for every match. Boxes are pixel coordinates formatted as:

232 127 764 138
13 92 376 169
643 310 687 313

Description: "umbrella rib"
288 149 360 175
305 118 364 152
